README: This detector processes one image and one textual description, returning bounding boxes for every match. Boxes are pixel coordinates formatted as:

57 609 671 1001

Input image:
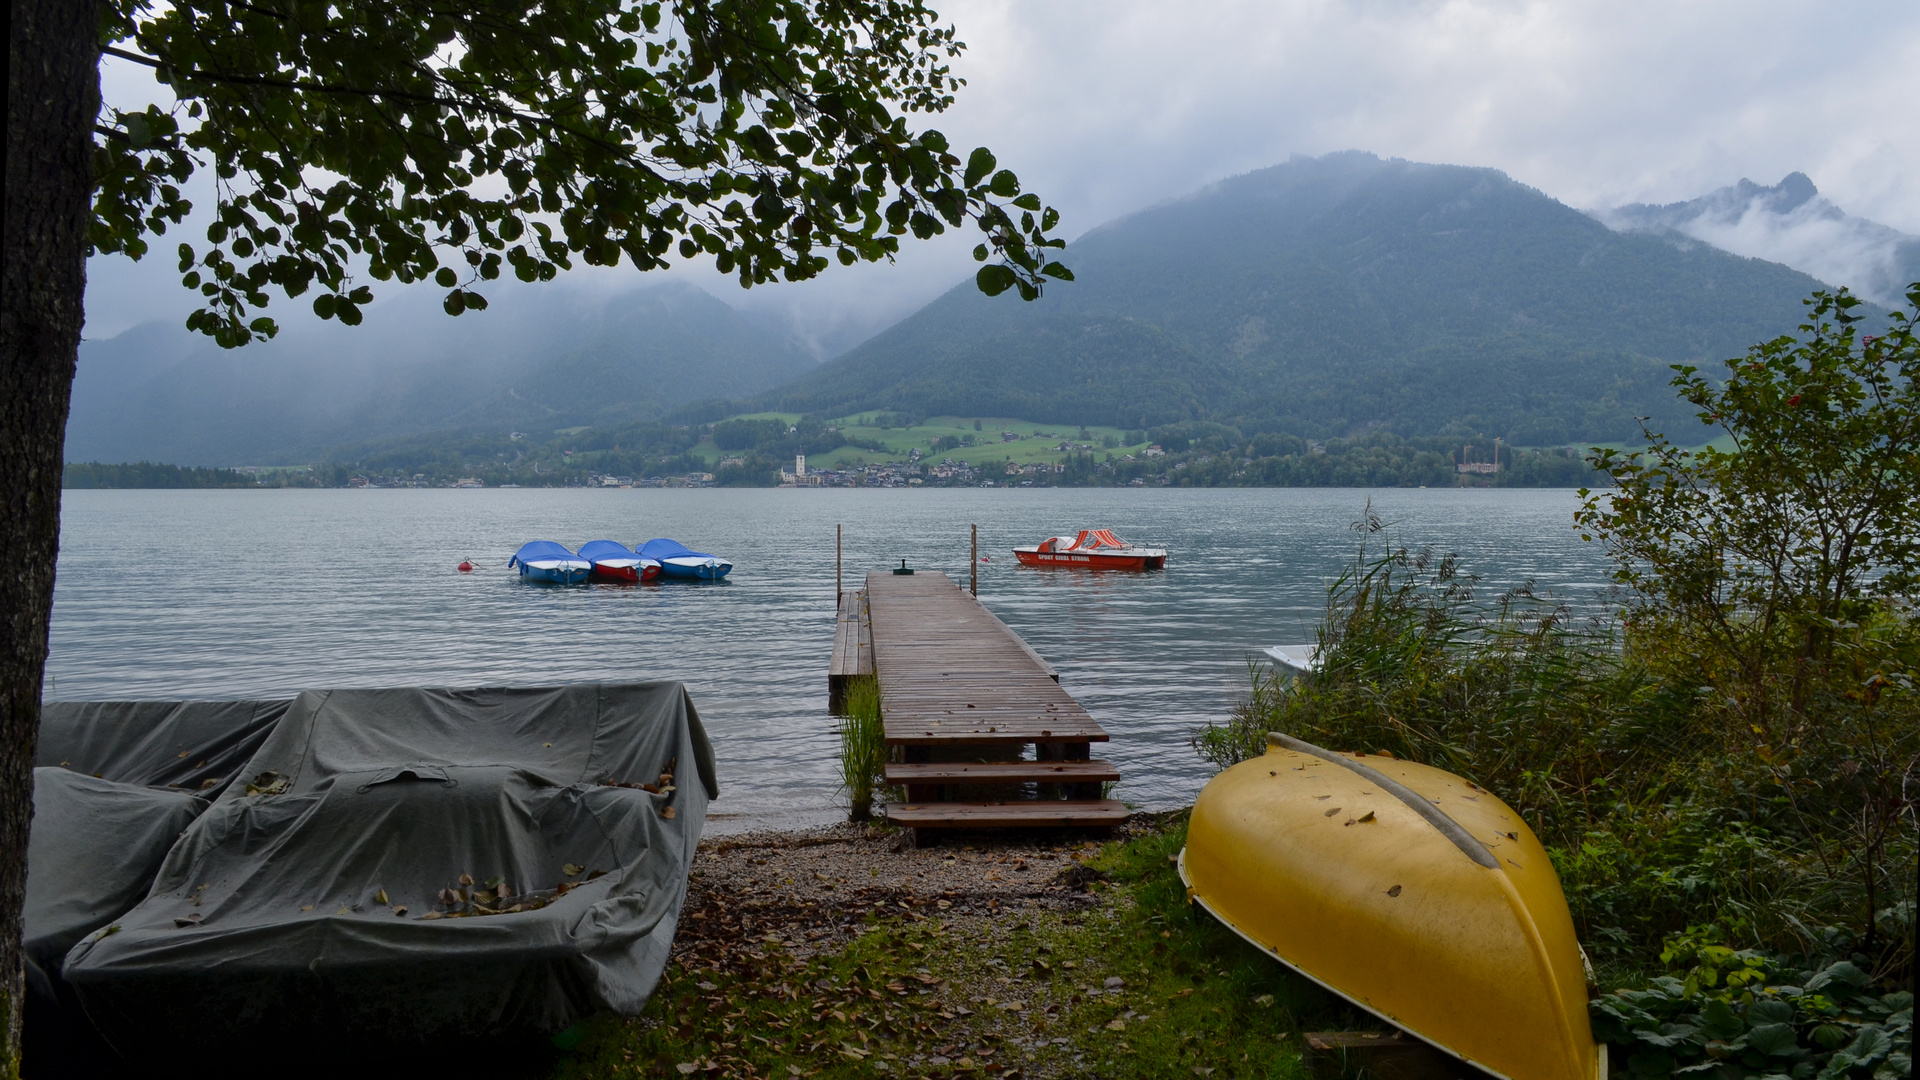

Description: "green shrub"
1593 930 1913 1078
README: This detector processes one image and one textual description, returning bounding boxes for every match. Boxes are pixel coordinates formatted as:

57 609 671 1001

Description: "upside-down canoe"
577 539 662 583
1012 529 1167 570
508 540 591 584
1178 732 1603 1080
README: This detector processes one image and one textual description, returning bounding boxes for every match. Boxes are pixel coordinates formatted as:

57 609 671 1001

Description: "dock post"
837 524 842 603
970 524 977 596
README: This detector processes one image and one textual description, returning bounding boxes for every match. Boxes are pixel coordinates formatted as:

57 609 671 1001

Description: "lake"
47 487 1612 830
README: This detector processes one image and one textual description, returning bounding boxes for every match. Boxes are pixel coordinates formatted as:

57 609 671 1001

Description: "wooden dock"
827 588 872 713
832 569 1126 835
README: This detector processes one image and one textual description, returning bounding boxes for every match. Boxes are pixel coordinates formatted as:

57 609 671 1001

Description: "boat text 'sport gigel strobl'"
1013 529 1167 570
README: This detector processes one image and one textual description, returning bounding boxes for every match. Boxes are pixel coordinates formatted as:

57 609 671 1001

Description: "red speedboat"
1013 529 1168 571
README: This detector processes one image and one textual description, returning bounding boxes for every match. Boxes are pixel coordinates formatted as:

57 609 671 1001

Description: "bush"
1593 931 1913 1078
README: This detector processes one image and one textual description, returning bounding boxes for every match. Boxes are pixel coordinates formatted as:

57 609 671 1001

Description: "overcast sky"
85 0 1920 350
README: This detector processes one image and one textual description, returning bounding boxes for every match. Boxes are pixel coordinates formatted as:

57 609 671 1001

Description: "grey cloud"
83 1 1920 353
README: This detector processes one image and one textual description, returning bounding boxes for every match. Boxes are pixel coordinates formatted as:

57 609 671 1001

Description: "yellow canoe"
1179 732 1603 1080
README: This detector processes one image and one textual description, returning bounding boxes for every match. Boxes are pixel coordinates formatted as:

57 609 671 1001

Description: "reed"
836 676 887 822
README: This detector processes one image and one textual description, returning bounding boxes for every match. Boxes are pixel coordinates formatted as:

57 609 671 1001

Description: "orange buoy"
457 561 473 572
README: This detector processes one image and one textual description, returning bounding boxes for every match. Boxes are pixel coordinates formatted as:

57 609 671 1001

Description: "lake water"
47 487 1612 831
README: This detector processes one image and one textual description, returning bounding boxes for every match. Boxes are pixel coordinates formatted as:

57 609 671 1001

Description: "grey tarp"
23 768 206 996
37 698 291 795
61 681 717 1055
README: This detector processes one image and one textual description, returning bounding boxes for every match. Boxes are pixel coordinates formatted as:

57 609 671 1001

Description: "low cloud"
85 1 1920 350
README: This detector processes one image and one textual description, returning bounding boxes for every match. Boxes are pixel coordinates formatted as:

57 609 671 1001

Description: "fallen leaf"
173 913 204 928
1001 1000 1026 1011
1254 994 1274 1007
497 882 515 899
459 873 475 886
676 1065 698 1076
698 981 718 991
1356 811 1377 823
563 863 584 877
661 806 677 819
1387 885 1403 897
392 905 407 916
375 888 389 905
1323 806 1341 817
1105 1020 1126 1032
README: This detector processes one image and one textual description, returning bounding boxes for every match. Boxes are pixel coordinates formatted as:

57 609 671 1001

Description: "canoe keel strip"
1179 732 1602 1080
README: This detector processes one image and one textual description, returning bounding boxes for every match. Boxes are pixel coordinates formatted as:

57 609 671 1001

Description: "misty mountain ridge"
1598 172 1920 307
66 280 819 466
764 151 1840 444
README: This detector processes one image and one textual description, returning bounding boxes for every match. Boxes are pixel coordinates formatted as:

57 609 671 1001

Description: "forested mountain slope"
66 281 817 466
769 151 1843 443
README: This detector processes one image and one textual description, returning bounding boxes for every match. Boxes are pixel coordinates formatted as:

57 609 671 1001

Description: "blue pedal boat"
507 541 591 584
638 538 732 581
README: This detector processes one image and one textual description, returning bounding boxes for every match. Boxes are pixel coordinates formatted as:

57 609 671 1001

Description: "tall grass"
836 676 887 822
1195 543 1919 988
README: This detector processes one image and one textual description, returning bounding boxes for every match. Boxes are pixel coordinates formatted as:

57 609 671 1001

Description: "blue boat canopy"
577 539 640 562
509 540 583 567
639 538 718 562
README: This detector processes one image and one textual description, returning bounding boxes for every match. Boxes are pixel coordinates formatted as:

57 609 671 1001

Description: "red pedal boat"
1013 529 1168 571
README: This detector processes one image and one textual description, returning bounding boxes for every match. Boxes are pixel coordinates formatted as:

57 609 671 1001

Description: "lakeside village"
334 437 1543 491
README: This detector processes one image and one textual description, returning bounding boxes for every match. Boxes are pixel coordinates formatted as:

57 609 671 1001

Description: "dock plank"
867 571 1106 747
883 760 1120 784
884 799 1130 828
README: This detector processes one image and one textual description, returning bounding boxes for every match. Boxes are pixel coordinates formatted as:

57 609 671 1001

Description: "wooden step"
883 760 1120 785
883 798 1130 829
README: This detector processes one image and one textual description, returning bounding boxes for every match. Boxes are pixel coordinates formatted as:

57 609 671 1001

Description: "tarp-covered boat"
57 682 717 1056
1178 732 1602 1080
1013 529 1167 570
638 538 732 580
578 539 661 583
509 540 591 584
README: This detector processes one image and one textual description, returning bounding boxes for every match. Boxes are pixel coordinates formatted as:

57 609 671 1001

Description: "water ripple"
49 487 1609 827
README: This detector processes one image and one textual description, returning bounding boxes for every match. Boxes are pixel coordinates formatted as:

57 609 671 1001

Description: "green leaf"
964 147 996 187
974 264 1017 297
443 290 467 316
1040 261 1074 282
435 267 458 287
971 244 989 262
988 169 1020 198
1746 1023 1797 1055
1012 193 1041 211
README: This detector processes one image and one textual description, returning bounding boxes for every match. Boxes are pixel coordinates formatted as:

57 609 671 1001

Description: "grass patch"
837 677 886 823
545 815 1368 1079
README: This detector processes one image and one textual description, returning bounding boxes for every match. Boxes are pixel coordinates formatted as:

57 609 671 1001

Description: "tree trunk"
3 0 99 1072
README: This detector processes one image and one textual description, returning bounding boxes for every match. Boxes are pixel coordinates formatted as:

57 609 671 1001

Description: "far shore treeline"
61 461 274 488
65 418 1598 490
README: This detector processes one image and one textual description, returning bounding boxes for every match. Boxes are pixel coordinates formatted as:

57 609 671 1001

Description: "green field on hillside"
694 414 1151 469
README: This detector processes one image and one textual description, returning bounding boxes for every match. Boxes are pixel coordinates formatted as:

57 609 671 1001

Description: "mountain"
1599 173 1920 307
768 151 1850 445
65 280 817 466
